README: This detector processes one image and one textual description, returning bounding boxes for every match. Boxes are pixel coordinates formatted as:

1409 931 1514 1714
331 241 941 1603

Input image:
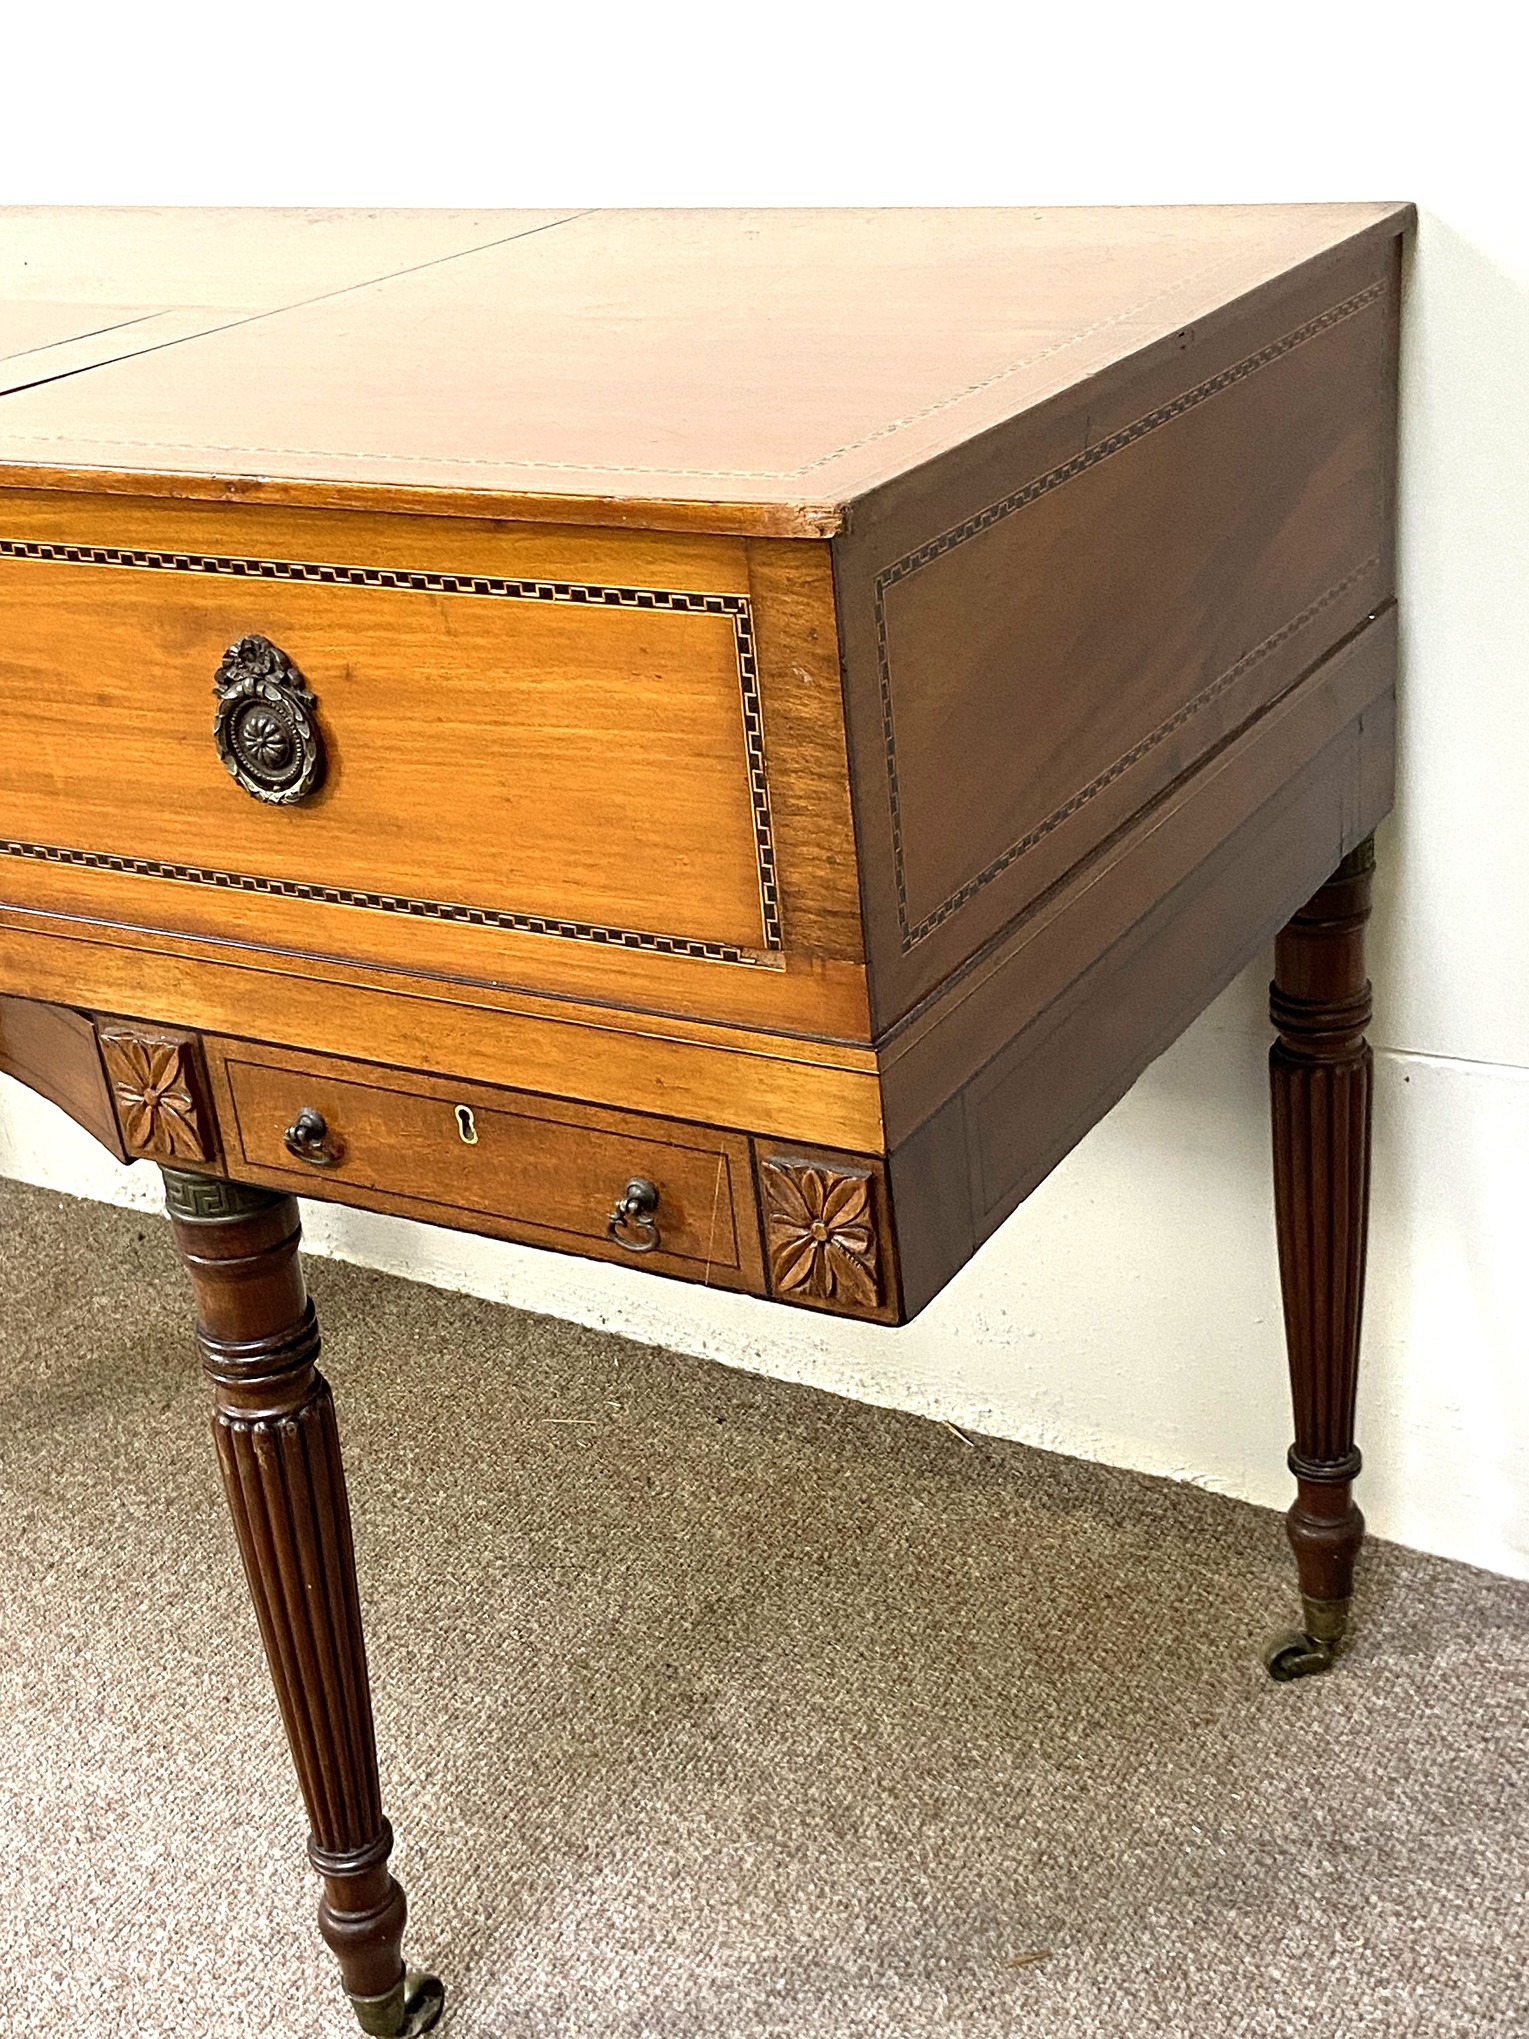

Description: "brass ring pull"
214 634 326 805
284 1106 342 1168
607 1177 660 1252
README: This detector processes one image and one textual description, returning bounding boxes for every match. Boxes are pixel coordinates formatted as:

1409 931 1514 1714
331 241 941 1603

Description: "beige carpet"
1 1174 1525 2038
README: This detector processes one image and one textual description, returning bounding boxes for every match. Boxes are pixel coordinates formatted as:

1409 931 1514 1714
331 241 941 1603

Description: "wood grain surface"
0 207 1410 530
835 238 1403 1030
203 1034 767 1293
0 923 883 1148
0 541 770 954
0 207 571 395
0 491 870 1040
878 608 1397 1151
0 991 126 1158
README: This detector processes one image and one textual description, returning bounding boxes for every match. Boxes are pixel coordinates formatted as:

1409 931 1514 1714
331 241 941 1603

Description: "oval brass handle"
284 1106 342 1168
607 1177 660 1252
214 634 326 805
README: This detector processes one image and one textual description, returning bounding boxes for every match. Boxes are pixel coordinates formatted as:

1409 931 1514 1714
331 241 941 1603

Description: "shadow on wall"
1372 210 1529 1065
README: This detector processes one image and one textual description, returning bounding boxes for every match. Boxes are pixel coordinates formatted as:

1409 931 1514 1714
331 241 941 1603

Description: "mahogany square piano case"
0 204 1410 2031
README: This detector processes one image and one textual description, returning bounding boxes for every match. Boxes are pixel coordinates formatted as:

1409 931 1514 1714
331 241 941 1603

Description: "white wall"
3 2 1527 1577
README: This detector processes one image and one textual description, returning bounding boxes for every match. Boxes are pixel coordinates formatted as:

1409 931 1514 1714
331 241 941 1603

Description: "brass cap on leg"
347 1972 445 2037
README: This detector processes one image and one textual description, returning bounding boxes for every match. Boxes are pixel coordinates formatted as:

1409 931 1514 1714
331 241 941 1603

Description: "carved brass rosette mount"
213 633 326 805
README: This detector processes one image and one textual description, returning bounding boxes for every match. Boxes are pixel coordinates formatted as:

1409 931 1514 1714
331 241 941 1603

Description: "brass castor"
1263 1594 1349 1682
348 1972 446 2036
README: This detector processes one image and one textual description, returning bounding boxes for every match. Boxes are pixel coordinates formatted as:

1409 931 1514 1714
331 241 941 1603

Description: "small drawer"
203 1038 766 1293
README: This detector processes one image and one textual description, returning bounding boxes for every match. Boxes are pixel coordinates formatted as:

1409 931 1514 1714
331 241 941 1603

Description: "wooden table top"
0 204 1409 535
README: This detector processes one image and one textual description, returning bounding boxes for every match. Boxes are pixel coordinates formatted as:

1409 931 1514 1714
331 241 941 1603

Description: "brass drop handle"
284 1106 342 1168
214 633 326 806
607 1177 661 1252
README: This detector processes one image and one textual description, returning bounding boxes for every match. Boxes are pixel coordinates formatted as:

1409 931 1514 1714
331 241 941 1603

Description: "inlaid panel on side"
0 493 871 1042
0 544 773 958
837 241 1402 1029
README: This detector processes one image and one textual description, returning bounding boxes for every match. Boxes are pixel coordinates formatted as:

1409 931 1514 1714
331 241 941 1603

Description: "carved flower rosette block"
762 1157 881 1312
99 1028 213 1165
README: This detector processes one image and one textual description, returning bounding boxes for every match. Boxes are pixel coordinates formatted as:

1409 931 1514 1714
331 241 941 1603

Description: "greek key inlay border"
874 283 1386 952
0 541 781 966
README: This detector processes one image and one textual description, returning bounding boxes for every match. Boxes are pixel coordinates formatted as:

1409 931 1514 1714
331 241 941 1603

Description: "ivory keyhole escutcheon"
455 1105 478 1145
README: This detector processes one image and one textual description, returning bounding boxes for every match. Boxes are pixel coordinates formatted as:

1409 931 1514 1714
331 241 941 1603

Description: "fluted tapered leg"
162 1170 443 2035
1265 837 1374 1680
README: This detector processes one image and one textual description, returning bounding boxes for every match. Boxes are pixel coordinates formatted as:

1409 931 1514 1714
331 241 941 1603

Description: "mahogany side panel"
0 992 128 1159
887 688 1393 1319
834 233 1405 1033
877 607 1395 1155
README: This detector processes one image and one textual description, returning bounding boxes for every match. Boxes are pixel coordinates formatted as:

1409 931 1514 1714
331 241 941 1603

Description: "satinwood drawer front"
0 528 777 964
204 1039 766 1293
